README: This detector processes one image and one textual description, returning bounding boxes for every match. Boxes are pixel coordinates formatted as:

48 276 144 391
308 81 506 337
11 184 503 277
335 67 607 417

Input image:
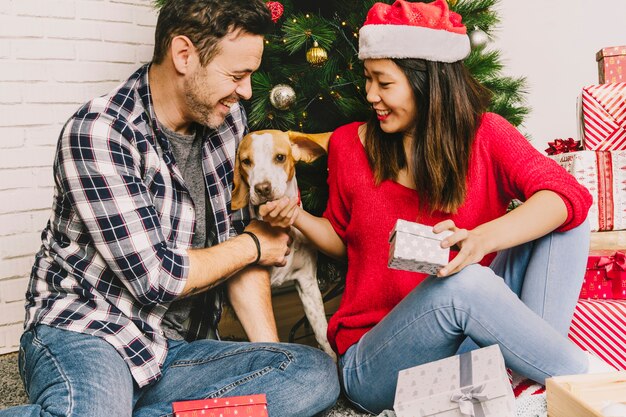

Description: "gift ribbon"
597 251 626 280
449 351 488 417
596 151 615 231
544 138 582 155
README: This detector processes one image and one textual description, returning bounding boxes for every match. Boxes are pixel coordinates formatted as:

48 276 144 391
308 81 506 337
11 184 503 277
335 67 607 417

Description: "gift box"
568 299 626 371
388 219 453 275
393 344 515 417
581 82 626 151
597 45 626 84
580 250 626 300
546 371 626 417
549 150 626 231
172 394 268 417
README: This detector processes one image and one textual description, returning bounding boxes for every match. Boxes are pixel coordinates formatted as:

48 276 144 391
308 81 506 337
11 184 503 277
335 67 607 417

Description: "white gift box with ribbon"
393 344 515 417
388 219 453 276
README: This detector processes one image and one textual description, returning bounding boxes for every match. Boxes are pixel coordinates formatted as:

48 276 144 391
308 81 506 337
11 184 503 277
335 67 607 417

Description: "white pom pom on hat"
358 0 471 63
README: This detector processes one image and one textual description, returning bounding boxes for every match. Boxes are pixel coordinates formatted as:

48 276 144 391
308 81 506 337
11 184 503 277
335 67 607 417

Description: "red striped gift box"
582 82 626 151
568 299 626 370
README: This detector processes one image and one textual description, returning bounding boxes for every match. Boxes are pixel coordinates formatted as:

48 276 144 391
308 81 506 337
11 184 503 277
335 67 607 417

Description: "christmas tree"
248 0 529 133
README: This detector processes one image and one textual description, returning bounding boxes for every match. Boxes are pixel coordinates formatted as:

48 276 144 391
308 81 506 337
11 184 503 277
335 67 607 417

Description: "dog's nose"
254 181 272 198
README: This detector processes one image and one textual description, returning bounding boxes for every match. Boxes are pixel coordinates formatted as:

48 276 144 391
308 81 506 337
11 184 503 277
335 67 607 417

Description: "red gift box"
581 82 626 151
580 250 626 300
172 394 268 417
597 45 626 84
568 299 626 370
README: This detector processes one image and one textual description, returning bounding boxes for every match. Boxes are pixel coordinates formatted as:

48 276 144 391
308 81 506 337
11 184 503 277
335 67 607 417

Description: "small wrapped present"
568 299 626 371
581 82 626 151
580 250 626 300
388 219 453 275
394 344 515 417
546 371 626 417
172 394 268 417
549 150 626 231
597 45 626 84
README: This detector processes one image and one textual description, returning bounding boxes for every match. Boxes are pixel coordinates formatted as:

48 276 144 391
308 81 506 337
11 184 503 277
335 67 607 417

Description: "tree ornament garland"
266 1 284 23
269 84 296 110
469 28 489 49
306 41 328 65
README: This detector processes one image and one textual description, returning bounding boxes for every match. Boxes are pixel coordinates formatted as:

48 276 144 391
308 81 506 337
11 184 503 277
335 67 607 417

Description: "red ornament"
266 1 284 23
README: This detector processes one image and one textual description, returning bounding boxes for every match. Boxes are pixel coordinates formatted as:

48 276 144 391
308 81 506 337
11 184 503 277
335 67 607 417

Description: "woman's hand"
258 196 300 228
432 219 491 278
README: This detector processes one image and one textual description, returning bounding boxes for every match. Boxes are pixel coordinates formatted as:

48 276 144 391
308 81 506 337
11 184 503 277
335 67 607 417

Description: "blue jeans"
339 220 590 414
1 324 339 417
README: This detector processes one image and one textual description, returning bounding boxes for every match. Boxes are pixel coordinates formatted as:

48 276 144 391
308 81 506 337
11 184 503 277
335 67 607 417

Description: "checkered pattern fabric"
25 64 250 387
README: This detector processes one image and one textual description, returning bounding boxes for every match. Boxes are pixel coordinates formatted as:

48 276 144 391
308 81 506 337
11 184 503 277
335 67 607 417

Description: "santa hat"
358 0 470 63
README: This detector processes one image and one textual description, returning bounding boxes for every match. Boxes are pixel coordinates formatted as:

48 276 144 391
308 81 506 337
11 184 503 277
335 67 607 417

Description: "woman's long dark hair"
364 59 492 214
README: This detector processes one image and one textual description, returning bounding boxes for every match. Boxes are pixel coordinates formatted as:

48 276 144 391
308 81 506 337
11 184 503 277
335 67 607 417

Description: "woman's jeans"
0 325 339 417
340 220 590 414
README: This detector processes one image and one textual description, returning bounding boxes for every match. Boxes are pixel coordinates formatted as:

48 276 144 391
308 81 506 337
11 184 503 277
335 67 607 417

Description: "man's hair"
153 0 273 66
364 59 492 214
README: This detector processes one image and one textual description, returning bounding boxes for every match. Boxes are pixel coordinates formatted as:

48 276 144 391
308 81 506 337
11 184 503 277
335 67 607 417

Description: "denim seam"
169 345 294 371
31 327 75 417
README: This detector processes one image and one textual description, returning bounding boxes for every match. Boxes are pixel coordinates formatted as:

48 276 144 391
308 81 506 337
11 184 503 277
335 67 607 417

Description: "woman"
261 0 613 413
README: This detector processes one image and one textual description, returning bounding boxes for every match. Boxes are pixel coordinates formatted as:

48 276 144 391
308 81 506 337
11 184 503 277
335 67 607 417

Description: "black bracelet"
242 231 261 265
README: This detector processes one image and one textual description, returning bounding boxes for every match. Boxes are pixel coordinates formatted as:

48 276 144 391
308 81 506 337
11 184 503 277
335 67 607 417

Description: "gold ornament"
306 41 328 65
269 84 296 110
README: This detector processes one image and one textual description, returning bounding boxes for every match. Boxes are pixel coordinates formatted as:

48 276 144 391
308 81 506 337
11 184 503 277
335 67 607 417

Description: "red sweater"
323 114 592 355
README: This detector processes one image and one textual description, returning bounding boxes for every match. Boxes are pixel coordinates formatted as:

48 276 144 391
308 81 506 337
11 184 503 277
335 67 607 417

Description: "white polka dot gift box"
393 344 515 417
172 394 268 417
388 219 453 276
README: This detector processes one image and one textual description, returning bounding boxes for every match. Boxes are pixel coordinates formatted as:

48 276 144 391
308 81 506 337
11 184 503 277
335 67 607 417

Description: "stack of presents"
387 46 626 417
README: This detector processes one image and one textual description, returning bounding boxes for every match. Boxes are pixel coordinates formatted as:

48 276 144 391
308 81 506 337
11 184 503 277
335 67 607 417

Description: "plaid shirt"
26 64 250 387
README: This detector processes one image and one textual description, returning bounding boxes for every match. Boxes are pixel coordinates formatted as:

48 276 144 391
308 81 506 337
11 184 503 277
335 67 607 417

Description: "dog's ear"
287 131 331 163
230 153 249 210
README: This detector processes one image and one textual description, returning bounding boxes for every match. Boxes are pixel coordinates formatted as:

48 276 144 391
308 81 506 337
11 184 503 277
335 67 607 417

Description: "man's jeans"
1 325 339 417
340 220 591 414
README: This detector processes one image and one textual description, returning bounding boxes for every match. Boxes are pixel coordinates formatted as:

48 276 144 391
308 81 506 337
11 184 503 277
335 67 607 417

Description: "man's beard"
183 73 236 130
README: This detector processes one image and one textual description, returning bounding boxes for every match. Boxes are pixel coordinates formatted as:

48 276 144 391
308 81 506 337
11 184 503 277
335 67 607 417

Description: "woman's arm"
434 190 568 277
259 197 347 260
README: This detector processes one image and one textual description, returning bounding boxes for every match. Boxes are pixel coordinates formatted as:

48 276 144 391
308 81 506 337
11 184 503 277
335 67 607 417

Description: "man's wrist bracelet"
242 231 261 265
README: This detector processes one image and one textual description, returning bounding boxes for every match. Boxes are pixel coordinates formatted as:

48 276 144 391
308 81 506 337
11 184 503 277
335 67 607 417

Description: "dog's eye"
275 154 286 163
241 158 252 166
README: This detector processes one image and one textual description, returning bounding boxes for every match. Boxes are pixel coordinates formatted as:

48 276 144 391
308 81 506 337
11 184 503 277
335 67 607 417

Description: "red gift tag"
172 394 268 417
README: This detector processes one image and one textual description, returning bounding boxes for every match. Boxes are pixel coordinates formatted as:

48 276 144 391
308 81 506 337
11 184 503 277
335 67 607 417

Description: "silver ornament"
469 28 489 49
269 84 296 110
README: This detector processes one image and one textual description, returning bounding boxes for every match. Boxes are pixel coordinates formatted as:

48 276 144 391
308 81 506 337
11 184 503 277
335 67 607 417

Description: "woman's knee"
439 264 503 299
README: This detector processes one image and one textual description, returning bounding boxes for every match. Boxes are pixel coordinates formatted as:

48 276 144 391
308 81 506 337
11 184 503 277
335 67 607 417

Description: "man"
0 1 339 416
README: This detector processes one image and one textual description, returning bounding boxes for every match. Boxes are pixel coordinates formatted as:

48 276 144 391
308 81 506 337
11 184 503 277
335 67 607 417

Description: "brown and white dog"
231 130 335 359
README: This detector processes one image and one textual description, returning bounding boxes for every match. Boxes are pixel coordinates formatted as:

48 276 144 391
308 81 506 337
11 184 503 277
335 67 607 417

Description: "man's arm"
181 220 291 297
226 266 279 342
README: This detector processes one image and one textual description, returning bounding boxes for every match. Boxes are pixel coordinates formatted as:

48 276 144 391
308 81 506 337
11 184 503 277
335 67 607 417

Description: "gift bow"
450 384 488 417
597 251 626 280
544 138 582 155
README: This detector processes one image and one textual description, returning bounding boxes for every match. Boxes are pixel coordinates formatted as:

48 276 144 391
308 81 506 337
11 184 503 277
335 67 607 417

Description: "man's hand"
244 220 292 267
258 197 300 228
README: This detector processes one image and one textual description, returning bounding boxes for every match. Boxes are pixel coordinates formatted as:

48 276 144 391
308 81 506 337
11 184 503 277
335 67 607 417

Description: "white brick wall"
0 0 157 354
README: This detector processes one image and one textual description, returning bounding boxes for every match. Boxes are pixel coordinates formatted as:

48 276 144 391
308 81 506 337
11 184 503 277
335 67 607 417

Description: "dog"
231 130 336 360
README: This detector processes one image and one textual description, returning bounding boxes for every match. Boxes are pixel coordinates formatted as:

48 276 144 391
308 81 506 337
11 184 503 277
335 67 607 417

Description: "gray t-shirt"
160 124 218 340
